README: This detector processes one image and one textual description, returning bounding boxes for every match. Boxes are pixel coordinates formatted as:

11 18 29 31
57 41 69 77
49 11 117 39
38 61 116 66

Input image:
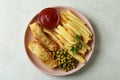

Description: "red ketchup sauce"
38 8 59 28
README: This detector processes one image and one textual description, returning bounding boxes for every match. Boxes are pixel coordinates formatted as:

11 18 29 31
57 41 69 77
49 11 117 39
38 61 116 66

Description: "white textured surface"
0 0 120 80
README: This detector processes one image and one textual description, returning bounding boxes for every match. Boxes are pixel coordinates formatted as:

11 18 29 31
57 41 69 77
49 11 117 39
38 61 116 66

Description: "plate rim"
24 6 95 76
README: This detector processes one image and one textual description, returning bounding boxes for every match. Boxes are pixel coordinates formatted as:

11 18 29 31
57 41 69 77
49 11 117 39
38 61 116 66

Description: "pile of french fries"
43 10 92 64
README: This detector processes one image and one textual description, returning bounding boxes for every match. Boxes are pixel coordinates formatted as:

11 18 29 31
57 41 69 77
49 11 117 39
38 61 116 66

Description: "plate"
24 6 95 76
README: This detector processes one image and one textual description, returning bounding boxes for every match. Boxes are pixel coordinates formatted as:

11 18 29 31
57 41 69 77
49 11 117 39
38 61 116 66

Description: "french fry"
62 10 86 25
66 10 86 24
43 28 64 49
78 43 88 54
61 20 66 26
78 49 85 54
63 25 75 38
60 10 92 63
62 10 92 37
70 21 89 38
54 26 76 44
81 54 86 58
81 45 87 53
60 19 76 38
71 20 92 37
69 21 90 43
57 25 75 42
81 41 91 51
60 11 68 23
65 21 80 35
68 50 86 64
64 45 73 49
54 33 72 46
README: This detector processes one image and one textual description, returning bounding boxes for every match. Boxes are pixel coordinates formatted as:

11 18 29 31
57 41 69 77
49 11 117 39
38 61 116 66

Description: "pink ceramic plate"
24 6 95 76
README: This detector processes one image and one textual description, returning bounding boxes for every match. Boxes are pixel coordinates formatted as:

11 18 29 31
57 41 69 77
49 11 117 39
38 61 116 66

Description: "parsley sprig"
76 34 82 48
71 34 82 55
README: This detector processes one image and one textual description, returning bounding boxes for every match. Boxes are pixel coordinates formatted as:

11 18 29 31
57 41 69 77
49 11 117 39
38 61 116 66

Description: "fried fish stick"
29 22 58 51
28 41 57 69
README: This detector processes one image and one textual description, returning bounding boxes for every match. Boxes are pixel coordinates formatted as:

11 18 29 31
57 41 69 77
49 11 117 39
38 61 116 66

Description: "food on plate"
60 10 92 43
43 28 64 49
28 8 93 72
28 41 57 69
43 27 86 63
29 22 59 51
43 9 92 63
38 8 59 28
61 10 86 24
52 49 78 72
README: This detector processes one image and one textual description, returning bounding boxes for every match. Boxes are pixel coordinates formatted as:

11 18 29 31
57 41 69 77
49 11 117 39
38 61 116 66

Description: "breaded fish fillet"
29 22 58 51
28 41 57 69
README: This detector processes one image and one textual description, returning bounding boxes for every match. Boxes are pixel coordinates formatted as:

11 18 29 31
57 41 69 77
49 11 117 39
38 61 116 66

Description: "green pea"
64 69 67 72
56 58 60 61
63 64 66 68
60 55 63 58
53 49 79 72
71 63 75 66
57 55 61 58
73 66 75 69
59 52 62 55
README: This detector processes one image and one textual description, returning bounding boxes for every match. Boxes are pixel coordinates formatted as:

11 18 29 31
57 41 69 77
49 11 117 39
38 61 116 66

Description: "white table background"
0 0 120 80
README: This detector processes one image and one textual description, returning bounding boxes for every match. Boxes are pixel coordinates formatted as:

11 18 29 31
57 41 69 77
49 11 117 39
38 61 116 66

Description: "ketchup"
38 8 59 28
